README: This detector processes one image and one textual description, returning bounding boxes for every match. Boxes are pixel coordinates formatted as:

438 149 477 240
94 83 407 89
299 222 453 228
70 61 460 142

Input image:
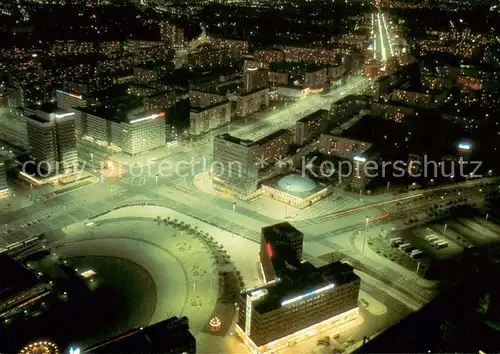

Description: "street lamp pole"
362 216 369 253
486 213 489 222
285 183 290 218
443 223 447 236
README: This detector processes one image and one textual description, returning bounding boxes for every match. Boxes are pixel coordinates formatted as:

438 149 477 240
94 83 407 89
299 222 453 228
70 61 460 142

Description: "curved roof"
277 174 316 194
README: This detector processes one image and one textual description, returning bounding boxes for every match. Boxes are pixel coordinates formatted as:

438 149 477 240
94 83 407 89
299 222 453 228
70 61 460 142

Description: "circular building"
262 174 330 209
277 174 317 194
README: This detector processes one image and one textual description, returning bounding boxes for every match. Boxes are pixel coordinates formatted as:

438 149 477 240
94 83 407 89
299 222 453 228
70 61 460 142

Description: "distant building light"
80 270 96 278
353 155 367 163
458 142 471 150
55 112 75 119
129 112 165 124
56 89 82 100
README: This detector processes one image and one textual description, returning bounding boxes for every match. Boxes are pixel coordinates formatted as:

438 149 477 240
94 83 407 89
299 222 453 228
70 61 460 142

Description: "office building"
212 130 291 199
295 109 329 145
236 223 360 353
77 107 167 155
85 316 196 353
24 104 78 179
212 134 259 198
0 157 7 194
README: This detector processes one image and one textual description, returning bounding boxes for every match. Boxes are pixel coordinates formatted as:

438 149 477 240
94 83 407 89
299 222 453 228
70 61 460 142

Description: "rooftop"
252 261 359 314
0 255 40 303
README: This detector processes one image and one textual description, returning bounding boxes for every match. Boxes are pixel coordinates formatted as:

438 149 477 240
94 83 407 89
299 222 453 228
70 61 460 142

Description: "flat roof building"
236 223 360 353
212 130 291 199
24 103 78 179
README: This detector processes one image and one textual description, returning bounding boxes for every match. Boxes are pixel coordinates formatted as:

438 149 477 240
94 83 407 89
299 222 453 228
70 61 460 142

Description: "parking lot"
394 215 500 261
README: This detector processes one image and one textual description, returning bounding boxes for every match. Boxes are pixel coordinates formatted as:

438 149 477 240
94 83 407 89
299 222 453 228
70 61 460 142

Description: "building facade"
295 109 329 145
189 101 231 135
236 223 361 353
25 106 78 176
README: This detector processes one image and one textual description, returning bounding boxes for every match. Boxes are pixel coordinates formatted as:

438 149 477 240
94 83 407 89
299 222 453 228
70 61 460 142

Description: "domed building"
261 173 331 209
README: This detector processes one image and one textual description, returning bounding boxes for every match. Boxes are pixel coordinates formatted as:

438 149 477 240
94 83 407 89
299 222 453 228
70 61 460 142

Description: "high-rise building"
236 223 361 353
24 104 78 177
212 130 291 199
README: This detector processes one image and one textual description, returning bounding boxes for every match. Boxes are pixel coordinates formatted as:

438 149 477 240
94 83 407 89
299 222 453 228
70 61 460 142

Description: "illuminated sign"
458 142 471 151
266 242 273 259
56 90 82 100
247 67 258 71
80 269 96 278
55 112 75 119
353 155 366 163
281 283 335 306
129 112 165 124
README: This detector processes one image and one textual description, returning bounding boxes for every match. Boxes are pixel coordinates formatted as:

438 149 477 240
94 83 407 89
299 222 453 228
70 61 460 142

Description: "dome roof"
277 174 316 194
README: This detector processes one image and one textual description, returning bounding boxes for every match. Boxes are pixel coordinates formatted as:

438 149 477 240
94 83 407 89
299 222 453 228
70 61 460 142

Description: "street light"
362 216 369 253
285 183 290 218
443 223 447 236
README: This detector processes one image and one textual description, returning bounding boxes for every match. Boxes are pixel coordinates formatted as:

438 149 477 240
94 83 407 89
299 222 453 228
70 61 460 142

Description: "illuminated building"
76 107 167 155
295 109 329 145
24 104 78 177
231 87 270 119
243 60 269 72
85 316 195 353
133 66 161 85
244 68 269 92
160 22 184 46
0 158 7 194
236 223 360 353
260 174 332 209
269 71 289 86
0 255 54 322
363 58 379 78
189 101 231 135
320 135 371 160
55 89 90 111
212 130 291 199
330 95 366 119
254 50 285 64
319 135 374 189
371 102 416 122
6 86 24 108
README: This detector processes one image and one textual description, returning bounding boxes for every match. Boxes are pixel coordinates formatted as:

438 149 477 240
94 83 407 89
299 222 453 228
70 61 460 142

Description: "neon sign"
281 283 335 306
266 242 273 259
56 90 82 100
129 112 165 124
